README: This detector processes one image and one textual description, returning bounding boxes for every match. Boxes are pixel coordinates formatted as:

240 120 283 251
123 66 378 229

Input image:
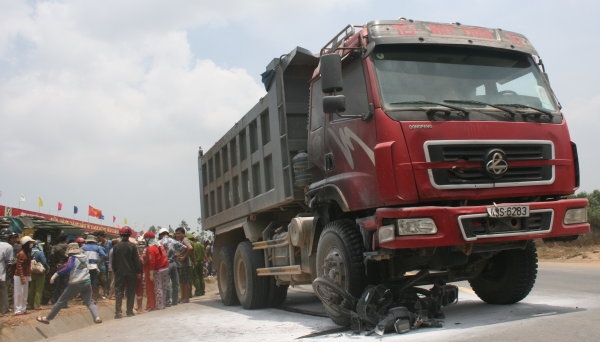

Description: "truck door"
308 55 378 210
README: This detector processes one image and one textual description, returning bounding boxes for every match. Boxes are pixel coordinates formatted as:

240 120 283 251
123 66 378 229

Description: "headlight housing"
564 208 588 225
378 224 396 243
378 218 437 244
396 218 437 235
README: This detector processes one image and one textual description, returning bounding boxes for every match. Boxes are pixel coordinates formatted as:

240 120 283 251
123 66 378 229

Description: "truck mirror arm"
331 111 373 121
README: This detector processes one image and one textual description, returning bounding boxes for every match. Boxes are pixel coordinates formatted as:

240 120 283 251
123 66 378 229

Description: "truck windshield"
373 45 558 118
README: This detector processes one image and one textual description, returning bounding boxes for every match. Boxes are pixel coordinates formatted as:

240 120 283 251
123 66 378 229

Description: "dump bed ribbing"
198 47 318 232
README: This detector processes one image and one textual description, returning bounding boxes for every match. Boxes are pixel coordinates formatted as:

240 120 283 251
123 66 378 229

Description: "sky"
1 0 599 232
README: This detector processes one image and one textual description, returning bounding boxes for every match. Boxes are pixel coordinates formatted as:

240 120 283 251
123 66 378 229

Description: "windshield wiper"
390 101 470 117
444 99 517 118
496 103 554 120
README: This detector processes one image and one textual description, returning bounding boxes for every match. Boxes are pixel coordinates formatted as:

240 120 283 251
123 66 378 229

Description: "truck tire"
234 241 269 309
217 246 239 306
469 241 538 304
266 277 288 308
315 220 366 326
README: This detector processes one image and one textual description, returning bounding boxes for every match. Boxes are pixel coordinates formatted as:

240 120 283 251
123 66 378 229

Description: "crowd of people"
0 225 212 325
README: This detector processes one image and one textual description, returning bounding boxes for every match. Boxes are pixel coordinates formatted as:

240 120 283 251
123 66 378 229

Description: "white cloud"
63 0 368 41
1 0 598 230
0 0 266 228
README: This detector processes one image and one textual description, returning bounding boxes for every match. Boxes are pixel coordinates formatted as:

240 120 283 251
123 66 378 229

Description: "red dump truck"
198 18 590 327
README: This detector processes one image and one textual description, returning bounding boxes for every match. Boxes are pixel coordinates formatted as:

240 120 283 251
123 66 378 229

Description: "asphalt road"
44 262 600 342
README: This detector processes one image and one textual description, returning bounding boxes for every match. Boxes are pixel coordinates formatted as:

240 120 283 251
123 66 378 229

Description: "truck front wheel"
234 241 268 309
469 241 538 304
314 220 366 326
216 246 239 306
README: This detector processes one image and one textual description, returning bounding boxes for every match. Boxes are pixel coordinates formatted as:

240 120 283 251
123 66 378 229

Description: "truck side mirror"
323 95 346 113
320 54 343 93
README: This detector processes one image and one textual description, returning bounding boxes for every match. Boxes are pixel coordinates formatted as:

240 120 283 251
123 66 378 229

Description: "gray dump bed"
198 47 318 232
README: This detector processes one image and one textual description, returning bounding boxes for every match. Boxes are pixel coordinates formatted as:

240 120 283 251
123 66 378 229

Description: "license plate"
486 205 530 218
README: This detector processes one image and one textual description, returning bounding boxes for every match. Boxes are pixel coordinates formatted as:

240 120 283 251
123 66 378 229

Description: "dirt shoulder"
536 239 600 264
0 277 219 332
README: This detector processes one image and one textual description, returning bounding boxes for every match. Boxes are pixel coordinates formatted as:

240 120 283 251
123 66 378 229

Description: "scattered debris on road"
313 274 458 336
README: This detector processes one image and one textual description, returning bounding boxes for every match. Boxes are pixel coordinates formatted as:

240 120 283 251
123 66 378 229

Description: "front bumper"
361 198 590 249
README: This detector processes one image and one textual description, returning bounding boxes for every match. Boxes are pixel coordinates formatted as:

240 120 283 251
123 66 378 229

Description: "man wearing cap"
190 236 205 297
75 237 85 247
81 234 106 302
36 242 102 325
158 228 185 306
112 226 141 318
94 231 112 299
174 227 193 303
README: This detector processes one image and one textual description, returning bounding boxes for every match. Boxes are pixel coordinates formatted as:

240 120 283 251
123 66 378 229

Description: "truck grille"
425 140 554 189
458 209 553 241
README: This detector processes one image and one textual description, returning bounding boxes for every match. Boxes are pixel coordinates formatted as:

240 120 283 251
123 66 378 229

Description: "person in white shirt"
0 228 14 315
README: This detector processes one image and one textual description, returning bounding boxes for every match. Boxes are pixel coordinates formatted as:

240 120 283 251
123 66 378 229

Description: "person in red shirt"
143 232 169 310
14 236 33 315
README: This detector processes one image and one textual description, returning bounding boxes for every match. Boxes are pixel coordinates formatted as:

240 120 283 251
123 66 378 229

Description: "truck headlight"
396 218 437 235
378 225 395 244
564 208 588 225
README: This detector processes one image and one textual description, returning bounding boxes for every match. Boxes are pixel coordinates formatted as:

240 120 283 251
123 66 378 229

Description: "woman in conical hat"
36 242 102 325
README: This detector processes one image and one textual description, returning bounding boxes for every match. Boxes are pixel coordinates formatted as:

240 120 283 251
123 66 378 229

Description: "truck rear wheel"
469 241 538 304
314 220 366 326
216 246 239 306
266 277 289 308
234 241 268 309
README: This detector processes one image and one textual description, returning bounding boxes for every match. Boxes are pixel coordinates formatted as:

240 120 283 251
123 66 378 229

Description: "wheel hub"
323 249 347 285
235 259 247 296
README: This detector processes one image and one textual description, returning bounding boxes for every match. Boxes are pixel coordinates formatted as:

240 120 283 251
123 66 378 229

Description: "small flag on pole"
19 194 26 202
38 197 44 207
124 218 128 225
88 205 102 219
58 202 63 211
113 216 116 223
74 205 79 214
